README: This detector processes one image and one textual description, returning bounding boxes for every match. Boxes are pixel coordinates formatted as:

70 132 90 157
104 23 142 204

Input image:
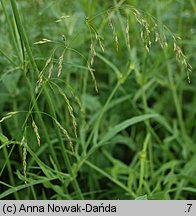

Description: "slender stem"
10 0 38 74
2 146 20 199
44 88 84 199
154 0 189 199
0 0 22 64
138 133 150 193
9 0 83 199
0 49 17 66
141 85 154 176
85 81 121 149
85 160 136 198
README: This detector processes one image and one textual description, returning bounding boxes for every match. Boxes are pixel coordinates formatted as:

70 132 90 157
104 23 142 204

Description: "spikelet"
35 57 52 93
35 71 44 93
32 120 40 146
92 6 192 83
114 34 119 51
0 112 18 123
55 15 70 23
21 135 28 184
173 39 192 83
90 42 97 66
107 11 119 51
54 119 73 151
132 8 141 16
154 31 159 42
88 64 99 93
68 87 84 113
59 91 78 138
48 62 54 79
85 16 104 53
34 38 51 45
57 50 65 77
136 7 192 82
131 8 152 52
95 33 105 52
163 32 168 47
125 18 130 48
153 23 164 48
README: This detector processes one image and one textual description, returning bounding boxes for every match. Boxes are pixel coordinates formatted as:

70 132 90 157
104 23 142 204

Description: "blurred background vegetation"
0 0 195 199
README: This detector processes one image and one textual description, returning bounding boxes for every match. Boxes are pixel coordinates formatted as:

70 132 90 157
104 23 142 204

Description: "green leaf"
2 70 21 94
135 194 148 200
99 114 159 145
0 177 58 199
85 160 136 198
0 132 9 144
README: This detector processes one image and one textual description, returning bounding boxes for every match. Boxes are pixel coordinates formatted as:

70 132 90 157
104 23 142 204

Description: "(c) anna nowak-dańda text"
17 203 117 213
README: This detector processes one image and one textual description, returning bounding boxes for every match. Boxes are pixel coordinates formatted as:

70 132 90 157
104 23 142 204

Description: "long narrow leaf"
99 114 159 144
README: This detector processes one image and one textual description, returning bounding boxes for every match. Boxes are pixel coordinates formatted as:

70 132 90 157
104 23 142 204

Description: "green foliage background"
0 0 195 199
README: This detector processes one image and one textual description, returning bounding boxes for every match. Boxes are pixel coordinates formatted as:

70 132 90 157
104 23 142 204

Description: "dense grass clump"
0 0 195 200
